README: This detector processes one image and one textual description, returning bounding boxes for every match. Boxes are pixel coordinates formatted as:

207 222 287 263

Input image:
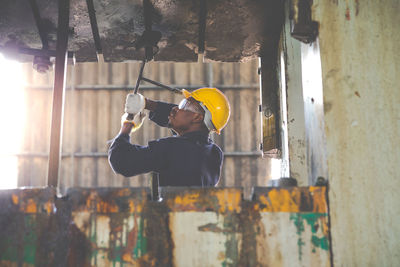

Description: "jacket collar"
181 130 210 144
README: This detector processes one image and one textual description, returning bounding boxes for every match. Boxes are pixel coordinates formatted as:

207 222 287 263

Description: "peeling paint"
0 187 330 266
254 186 327 213
290 213 330 261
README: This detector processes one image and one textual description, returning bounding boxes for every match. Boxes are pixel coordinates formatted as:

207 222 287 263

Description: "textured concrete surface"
0 0 284 62
313 0 400 266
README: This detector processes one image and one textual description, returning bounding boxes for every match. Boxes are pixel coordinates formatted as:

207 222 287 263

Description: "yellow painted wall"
313 1 400 265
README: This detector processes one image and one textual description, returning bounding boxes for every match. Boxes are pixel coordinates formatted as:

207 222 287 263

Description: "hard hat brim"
182 89 191 99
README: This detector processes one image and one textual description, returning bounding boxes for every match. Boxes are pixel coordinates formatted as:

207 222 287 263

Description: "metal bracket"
290 0 318 43
138 0 161 61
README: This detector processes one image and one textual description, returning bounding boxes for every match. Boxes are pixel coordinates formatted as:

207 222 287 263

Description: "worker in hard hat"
108 88 230 187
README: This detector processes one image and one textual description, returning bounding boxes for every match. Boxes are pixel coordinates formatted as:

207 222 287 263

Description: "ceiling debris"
0 0 284 63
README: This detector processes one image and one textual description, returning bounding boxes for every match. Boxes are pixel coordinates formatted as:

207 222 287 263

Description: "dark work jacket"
108 101 223 187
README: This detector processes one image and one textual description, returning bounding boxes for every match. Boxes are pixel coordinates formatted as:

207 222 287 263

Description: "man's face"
168 97 204 134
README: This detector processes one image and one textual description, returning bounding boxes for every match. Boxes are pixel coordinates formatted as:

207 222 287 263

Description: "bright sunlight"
0 54 26 189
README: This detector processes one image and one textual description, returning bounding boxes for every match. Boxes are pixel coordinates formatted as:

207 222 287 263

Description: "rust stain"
257 189 300 212
217 251 226 261
96 201 119 213
128 200 142 213
198 223 237 233
345 6 351 20
255 187 328 213
24 198 37 213
309 186 328 213
212 190 241 213
354 91 360 97
11 194 18 205
122 214 139 263
44 200 53 214
169 190 242 213
85 192 119 213
117 188 131 197
75 189 148 214
172 193 201 211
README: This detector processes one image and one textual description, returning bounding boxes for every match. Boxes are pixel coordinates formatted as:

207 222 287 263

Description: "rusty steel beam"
25 84 260 91
28 0 49 50
47 0 70 188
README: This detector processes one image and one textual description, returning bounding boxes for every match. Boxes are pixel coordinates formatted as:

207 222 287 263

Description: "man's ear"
192 113 204 124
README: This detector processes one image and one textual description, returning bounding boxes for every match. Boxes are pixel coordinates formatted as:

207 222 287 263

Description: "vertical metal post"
151 172 160 201
47 0 70 188
259 53 282 158
198 0 207 54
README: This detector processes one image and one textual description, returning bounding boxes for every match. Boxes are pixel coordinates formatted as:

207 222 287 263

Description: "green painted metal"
0 187 331 267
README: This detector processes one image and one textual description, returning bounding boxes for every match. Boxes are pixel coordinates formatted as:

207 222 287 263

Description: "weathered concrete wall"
0 187 330 266
312 0 400 266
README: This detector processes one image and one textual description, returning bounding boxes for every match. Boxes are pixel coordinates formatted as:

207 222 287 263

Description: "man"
108 88 230 187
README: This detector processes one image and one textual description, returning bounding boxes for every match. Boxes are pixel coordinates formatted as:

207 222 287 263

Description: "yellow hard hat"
182 88 230 134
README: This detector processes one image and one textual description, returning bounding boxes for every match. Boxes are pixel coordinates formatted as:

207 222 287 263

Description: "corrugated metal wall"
313 0 400 266
17 60 271 194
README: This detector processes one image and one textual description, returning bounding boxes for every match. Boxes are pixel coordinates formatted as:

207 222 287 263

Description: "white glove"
121 112 147 133
125 93 145 115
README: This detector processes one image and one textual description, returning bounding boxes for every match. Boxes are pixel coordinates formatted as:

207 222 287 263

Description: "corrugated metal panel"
0 187 331 266
312 0 400 266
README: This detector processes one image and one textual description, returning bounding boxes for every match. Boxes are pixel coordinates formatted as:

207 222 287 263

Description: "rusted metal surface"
0 187 68 266
0 187 330 266
312 0 400 266
68 188 150 266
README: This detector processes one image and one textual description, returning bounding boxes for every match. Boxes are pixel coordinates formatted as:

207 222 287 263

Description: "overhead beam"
47 0 70 188
86 0 102 56
27 0 49 49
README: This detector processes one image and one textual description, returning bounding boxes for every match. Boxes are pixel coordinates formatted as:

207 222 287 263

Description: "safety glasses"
178 99 204 114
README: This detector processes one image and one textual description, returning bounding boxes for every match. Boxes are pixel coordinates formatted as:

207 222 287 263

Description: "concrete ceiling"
0 0 284 63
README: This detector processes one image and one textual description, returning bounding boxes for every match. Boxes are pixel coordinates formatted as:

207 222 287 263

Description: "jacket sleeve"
108 133 164 177
149 101 177 127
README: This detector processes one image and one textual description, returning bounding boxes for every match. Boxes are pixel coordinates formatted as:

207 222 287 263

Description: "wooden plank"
29 74 52 186
220 63 236 187
239 62 256 196
210 62 224 154
76 63 97 187
59 67 74 192
232 64 243 189
96 60 113 187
